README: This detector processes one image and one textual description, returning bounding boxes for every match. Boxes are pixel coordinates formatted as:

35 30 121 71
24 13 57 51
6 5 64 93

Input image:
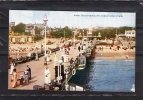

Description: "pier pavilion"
78 27 97 41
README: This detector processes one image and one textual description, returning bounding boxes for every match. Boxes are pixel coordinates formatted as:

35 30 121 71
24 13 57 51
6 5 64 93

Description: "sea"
69 59 135 92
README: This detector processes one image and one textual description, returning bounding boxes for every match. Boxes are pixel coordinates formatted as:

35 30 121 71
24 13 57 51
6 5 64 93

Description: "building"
9 29 34 43
35 23 44 29
125 30 135 38
9 22 35 43
9 22 15 27
87 27 93 41
9 34 34 43
78 27 97 41
25 24 35 35
25 23 47 35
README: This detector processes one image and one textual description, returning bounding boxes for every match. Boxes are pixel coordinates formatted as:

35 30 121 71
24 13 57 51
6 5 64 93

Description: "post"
65 71 68 91
44 25 47 58
74 31 75 49
57 64 59 83
41 42 42 53
65 72 68 85
59 64 61 83
82 29 84 45
57 64 61 84
43 15 49 62
64 30 65 44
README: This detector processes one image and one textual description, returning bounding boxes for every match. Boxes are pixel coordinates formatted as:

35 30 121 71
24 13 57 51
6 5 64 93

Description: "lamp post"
57 61 62 84
73 31 75 48
73 30 76 49
64 30 65 44
82 29 84 45
43 15 49 62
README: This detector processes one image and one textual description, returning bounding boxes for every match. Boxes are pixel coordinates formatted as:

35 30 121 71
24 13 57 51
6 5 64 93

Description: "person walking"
10 61 15 75
35 52 39 61
70 57 74 67
61 56 64 63
44 63 51 85
78 45 81 52
54 53 58 63
26 64 31 80
24 70 29 85
54 53 58 66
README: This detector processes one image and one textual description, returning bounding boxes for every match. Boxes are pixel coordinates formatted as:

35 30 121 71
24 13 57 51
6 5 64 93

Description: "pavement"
8 41 81 90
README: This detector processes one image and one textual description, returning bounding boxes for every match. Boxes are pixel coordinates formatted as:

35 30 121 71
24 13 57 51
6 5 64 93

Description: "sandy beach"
94 46 135 60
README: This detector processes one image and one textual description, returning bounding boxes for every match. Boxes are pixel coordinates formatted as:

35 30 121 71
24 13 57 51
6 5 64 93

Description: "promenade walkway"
8 40 82 90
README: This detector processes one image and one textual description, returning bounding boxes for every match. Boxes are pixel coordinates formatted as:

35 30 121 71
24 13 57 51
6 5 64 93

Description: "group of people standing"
10 63 31 88
78 43 86 52
10 61 51 88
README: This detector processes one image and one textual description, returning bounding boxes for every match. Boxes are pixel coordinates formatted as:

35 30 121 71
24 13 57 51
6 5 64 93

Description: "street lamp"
43 15 49 62
82 29 84 45
73 32 75 47
64 30 65 44
73 29 76 49
57 60 62 84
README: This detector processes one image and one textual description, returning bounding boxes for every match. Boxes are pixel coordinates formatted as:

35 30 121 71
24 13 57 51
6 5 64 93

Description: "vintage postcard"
8 10 135 92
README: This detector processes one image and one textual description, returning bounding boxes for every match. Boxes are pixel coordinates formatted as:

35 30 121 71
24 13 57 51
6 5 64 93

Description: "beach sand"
94 49 135 60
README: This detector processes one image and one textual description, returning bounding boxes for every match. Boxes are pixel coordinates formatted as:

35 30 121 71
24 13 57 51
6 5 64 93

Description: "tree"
63 26 72 38
92 26 134 39
35 26 43 35
34 34 43 41
50 26 73 38
13 23 25 34
118 26 133 34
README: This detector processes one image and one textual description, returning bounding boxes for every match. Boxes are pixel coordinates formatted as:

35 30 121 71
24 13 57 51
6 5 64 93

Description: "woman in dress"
10 61 15 75
12 68 18 88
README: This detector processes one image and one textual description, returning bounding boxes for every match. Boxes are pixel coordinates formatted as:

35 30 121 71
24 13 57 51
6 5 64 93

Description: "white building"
25 24 34 33
87 27 92 37
87 27 93 41
35 23 44 29
25 23 44 35
125 30 135 38
9 22 15 27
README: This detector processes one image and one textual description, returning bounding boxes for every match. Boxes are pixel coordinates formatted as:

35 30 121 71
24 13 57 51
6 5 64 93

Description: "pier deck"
8 40 89 90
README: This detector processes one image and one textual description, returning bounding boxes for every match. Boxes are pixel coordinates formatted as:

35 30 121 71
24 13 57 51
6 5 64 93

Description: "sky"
9 10 136 28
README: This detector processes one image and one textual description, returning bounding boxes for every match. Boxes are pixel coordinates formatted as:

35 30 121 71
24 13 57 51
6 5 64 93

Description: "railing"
60 41 96 91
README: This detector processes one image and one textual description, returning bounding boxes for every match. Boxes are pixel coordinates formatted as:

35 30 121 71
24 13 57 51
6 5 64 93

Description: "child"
19 75 24 86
